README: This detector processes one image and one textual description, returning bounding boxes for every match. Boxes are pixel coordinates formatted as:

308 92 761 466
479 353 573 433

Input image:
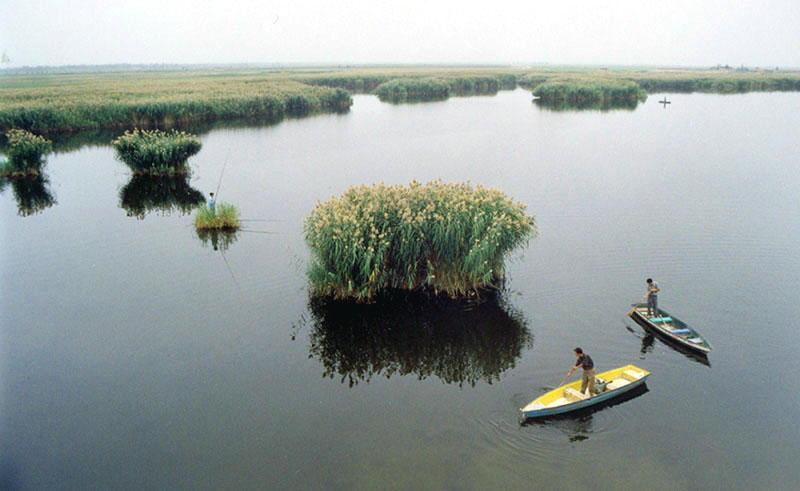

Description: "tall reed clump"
304 180 537 302
1 129 53 176
112 129 201 176
533 79 647 103
373 78 451 100
195 203 241 231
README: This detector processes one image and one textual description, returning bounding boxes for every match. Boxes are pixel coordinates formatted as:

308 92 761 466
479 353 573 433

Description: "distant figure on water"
646 278 660 317
567 347 596 396
208 192 216 212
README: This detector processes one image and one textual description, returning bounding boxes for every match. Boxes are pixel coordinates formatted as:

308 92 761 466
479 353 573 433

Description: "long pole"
215 146 232 200
628 293 649 316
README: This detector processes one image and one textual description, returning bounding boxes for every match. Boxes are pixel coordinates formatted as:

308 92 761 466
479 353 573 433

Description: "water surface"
2 89 800 489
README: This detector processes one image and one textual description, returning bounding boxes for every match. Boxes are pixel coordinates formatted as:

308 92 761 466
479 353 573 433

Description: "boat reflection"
0 174 57 216
119 175 204 219
628 317 711 367
302 290 533 388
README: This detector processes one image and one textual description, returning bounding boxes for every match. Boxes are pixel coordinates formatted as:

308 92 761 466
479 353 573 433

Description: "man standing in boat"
646 278 660 317
567 347 595 396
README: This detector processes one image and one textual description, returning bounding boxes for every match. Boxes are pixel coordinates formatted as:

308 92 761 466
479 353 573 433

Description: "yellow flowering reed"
304 180 536 302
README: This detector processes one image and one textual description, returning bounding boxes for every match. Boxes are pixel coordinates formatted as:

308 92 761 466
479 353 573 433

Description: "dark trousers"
647 295 658 317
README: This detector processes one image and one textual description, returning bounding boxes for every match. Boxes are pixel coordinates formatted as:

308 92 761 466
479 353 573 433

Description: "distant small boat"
520 365 650 420
629 304 712 355
659 98 671 104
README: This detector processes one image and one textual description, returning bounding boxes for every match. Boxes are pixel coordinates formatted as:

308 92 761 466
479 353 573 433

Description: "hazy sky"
2 0 799 67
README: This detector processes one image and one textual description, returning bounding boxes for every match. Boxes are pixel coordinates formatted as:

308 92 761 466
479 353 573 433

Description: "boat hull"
629 304 711 355
520 365 650 420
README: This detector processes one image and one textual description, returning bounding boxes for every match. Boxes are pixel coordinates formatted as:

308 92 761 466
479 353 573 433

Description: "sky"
1 0 799 68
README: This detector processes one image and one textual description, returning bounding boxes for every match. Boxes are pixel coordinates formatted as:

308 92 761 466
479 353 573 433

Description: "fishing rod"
214 146 232 201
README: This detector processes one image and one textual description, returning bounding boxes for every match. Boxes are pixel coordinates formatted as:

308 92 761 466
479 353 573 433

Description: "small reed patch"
112 129 201 176
1 129 52 176
194 202 241 231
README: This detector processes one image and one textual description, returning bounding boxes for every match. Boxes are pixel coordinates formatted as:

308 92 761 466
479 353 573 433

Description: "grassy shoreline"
2 67 799 134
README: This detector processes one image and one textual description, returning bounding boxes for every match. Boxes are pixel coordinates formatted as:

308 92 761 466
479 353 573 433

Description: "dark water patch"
0 173 56 216
533 98 641 112
118 175 204 219
195 228 240 253
301 290 533 388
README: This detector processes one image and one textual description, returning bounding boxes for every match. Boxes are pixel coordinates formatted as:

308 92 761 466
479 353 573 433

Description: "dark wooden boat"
629 304 711 355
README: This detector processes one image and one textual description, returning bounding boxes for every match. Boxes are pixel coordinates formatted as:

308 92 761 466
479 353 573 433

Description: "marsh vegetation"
112 129 201 176
0 129 52 176
2 67 799 135
532 79 647 103
304 180 536 302
194 203 241 231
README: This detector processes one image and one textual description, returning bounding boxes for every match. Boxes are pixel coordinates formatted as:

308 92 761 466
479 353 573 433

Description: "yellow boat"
520 364 651 420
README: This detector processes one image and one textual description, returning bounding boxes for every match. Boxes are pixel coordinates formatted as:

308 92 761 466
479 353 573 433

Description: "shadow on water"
376 94 450 105
627 318 711 367
299 289 533 388
119 175 204 219
195 228 240 253
520 384 650 436
533 98 642 112
8 110 350 154
0 174 57 216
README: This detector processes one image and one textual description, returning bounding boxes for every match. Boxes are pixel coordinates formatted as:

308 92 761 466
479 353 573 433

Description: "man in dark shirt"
567 347 596 396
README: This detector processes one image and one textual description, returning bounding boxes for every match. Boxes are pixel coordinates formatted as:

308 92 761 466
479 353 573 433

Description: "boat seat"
606 379 629 390
622 369 644 381
669 328 692 335
564 387 588 401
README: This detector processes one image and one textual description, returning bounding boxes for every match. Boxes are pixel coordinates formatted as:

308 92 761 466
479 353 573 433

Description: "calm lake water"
2 89 800 489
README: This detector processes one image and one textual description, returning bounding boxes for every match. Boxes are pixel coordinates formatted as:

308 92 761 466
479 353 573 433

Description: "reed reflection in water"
303 290 533 388
533 98 641 112
0 174 57 216
119 175 204 219
195 228 239 252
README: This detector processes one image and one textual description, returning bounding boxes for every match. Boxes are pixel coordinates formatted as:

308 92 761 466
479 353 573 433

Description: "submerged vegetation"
1 129 52 176
112 129 201 175
304 180 536 302
195 202 241 231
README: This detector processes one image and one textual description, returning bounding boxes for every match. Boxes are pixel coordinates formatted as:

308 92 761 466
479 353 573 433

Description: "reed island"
0 129 52 177
304 180 536 302
112 129 201 176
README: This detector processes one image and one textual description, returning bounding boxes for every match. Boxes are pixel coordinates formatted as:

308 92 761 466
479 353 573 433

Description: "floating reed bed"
373 76 506 101
304 180 536 302
1 129 52 176
532 78 647 103
373 78 451 100
194 203 241 231
112 129 201 176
